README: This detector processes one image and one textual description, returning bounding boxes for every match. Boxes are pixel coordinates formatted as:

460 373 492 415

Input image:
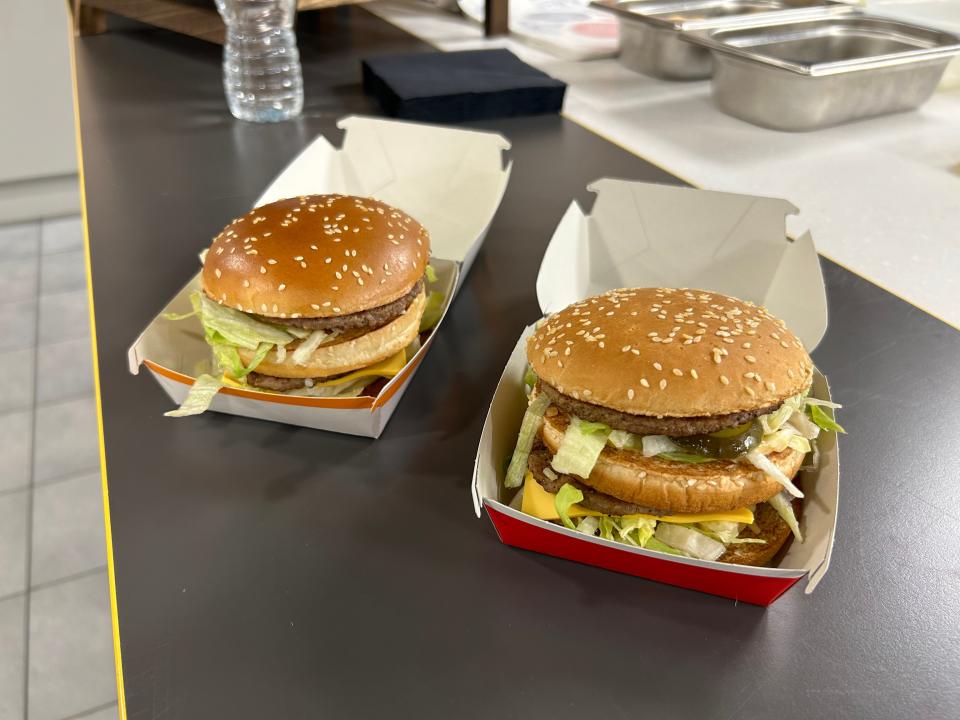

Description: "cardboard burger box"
129 116 511 437
472 180 839 606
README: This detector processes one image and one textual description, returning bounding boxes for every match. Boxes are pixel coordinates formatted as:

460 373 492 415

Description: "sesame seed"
310 245 318 251
333 307 341 313
766 381 777 392
640 378 650 388
300 262 307 269
311 304 320 310
242 280 250 288
720 375 730 385
214 268 222 279
745 386 756 397
690 369 699 380
260 304 267 311
260 266 266 274
278 284 285 291
653 362 662 371
659 379 667 390
745 355 757 363
622 345 631 352
322 301 331 308
627 389 635 400
268 259 277 265
672 368 683 377
272 304 278 313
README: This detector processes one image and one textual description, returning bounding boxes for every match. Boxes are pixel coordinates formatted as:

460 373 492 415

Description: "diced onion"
641 435 681 457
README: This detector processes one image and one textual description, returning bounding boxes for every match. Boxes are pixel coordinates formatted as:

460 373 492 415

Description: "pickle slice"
673 421 762 459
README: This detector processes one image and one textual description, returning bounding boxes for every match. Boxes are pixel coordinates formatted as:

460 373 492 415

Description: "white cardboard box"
129 116 512 437
472 180 839 605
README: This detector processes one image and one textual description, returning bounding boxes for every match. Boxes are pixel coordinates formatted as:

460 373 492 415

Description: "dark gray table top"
75 8 960 720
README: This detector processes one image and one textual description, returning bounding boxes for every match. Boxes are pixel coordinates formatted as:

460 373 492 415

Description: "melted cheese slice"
521 472 754 525
223 349 407 390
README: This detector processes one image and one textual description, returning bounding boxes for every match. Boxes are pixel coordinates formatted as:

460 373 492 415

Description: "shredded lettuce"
807 403 846 433
197 292 293 350
745 449 804 498
283 326 313 340
579 420 611 435
165 374 223 417
697 520 766 545
769 491 803 542
162 308 198 321
576 516 600 536
654 523 726 561
292 329 334 366
504 393 551 488
523 366 538 395
618 515 657 547
759 394 804 434
425 264 438 283
788 409 820 439
419 291 445 333
554 483 583 530
645 537 684 556
238 342 271 378
550 416 612 479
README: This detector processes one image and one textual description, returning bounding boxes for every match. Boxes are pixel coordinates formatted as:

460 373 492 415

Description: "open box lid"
536 180 827 351
256 115 512 269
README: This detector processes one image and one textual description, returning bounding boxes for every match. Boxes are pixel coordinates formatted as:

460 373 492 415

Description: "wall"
0 1 80 223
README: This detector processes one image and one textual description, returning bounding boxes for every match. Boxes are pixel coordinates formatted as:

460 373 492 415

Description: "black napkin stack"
362 49 567 123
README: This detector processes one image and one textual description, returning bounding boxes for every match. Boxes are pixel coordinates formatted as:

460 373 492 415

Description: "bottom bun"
239 289 425 379
718 499 799 567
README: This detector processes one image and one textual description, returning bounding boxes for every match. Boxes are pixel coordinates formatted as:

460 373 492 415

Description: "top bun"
528 287 813 417
201 194 429 319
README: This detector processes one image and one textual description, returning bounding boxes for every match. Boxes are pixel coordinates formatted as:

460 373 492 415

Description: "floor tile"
33 397 100 484
0 254 39 303
36 338 93 404
0 221 40 259
38 290 89 347
40 216 83 255
0 595 25 720
28 572 116 720
75 704 119 720
0 300 37 351
31 472 106 587
0 410 32 492
40 250 88 295
0 347 35 413
0 489 28 598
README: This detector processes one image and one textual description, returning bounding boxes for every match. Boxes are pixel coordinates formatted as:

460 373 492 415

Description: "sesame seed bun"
236 289 425 379
201 194 429 319
528 288 813 418
540 409 802 513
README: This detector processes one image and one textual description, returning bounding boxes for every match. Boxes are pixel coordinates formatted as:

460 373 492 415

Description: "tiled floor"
0 218 117 720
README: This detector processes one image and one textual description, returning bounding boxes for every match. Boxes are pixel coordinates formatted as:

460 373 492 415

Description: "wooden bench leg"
484 0 508 37
73 2 108 36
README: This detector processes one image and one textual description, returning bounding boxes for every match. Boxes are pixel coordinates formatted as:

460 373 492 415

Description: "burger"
166 194 442 416
504 287 843 566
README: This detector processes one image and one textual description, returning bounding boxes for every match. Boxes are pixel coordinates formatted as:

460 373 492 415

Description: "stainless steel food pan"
688 13 960 130
591 0 848 80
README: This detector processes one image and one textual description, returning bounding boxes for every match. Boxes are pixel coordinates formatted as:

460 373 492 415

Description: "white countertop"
367 0 960 328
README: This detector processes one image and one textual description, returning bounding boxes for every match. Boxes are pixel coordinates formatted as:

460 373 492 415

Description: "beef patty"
255 277 425 333
537 381 779 437
528 442 664 516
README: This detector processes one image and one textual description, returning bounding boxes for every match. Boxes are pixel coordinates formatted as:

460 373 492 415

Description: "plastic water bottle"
215 0 303 123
